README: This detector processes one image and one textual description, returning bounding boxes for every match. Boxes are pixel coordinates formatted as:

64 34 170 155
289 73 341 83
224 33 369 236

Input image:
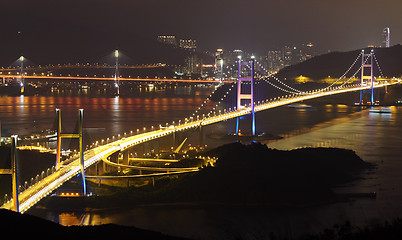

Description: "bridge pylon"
114 49 120 95
0 135 19 212
360 50 375 105
236 56 255 136
55 109 87 195
19 56 25 94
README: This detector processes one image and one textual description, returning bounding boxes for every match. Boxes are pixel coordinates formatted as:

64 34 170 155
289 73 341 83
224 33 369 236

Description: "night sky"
1 0 401 62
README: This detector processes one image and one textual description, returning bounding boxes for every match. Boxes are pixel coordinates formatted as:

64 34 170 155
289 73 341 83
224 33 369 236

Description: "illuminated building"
215 49 224 80
267 50 283 72
283 46 293 67
157 35 178 46
383 27 390 48
184 54 200 75
179 39 197 51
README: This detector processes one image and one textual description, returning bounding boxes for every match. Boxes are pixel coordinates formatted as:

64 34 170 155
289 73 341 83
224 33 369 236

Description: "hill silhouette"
0 209 187 239
0 29 213 66
276 44 402 81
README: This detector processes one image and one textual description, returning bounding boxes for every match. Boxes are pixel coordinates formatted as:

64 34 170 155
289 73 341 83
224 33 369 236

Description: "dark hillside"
276 44 402 81
0 30 214 66
0 209 187 239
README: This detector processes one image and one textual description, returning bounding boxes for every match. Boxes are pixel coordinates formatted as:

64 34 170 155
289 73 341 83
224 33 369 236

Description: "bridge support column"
114 49 120 96
251 58 256 136
78 109 87 195
19 56 25 95
55 108 87 195
11 136 19 212
235 117 239 135
236 56 255 135
56 109 62 170
360 50 374 105
172 130 176 150
123 151 129 165
0 135 19 212
199 124 204 147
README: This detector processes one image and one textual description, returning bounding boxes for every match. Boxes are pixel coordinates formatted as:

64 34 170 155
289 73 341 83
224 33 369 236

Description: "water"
2 86 402 239
0 85 215 148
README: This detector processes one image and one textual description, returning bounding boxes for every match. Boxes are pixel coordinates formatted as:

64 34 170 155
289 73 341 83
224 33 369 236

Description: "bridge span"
0 74 232 84
1 80 400 213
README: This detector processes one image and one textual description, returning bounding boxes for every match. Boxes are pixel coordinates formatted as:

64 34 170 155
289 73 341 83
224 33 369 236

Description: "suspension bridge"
0 50 225 87
1 49 401 213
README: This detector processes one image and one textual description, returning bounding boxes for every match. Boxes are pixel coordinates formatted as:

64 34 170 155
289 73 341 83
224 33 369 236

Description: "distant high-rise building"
157 35 178 46
300 42 315 61
383 27 390 48
215 48 224 60
267 50 283 72
233 49 243 58
215 49 224 80
184 54 201 75
179 39 197 51
283 46 293 67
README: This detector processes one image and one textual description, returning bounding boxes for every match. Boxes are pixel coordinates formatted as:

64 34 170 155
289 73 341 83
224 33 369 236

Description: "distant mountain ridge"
276 44 402 81
0 29 214 66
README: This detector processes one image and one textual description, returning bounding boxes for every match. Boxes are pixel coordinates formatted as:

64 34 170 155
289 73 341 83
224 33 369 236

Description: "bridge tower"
55 109 87 195
0 135 19 212
360 50 374 105
236 56 256 136
114 49 120 95
19 56 24 94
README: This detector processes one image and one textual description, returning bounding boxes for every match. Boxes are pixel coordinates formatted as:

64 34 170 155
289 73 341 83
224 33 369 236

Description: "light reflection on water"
0 86 214 148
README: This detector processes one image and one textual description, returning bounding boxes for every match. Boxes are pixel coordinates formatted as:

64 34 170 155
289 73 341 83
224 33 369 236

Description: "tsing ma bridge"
1 49 401 213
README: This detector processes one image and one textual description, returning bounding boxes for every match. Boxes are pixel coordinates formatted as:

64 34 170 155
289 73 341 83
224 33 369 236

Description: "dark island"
140 142 371 206
42 142 372 209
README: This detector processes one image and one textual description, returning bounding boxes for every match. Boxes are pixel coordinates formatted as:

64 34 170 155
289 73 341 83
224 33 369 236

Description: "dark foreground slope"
277 44 402 81
299 219 402 240
0 209 187 239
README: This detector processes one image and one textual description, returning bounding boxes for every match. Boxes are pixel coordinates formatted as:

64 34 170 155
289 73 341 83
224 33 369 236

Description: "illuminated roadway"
0 74 233 83
1 81 400 213
0 63 167 73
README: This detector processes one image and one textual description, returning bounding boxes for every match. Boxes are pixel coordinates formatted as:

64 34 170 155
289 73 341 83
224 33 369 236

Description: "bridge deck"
0 74 233 83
